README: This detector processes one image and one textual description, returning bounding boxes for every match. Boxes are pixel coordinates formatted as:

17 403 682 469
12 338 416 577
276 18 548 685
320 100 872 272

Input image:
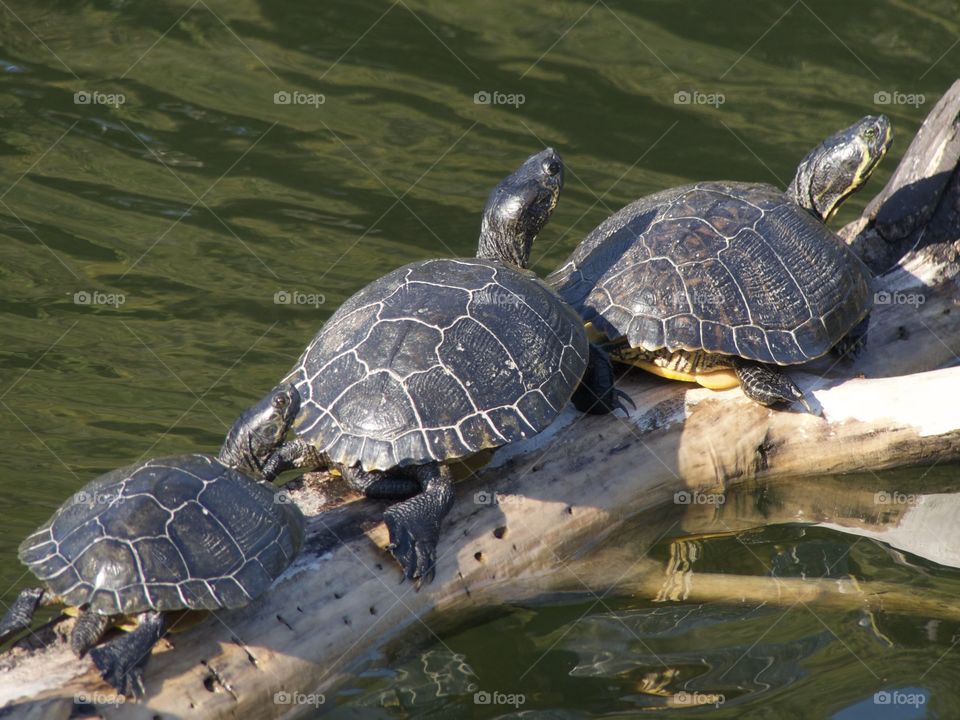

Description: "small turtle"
265 148 627 583
548 116 892 410
0 384 304 697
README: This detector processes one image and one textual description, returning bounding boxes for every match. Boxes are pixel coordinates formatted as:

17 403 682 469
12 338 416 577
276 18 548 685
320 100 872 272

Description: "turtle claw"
734 361 816 414
614 389 636 413
381 465 452 585
384 507 438 587
89 611 165 699
92 648 147 699
798 393 821 417
415 543 437 585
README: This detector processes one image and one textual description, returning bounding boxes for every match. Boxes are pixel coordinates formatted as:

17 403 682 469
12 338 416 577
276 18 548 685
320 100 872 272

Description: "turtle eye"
863 127 878 140
272 392 289 409
543 160 561 176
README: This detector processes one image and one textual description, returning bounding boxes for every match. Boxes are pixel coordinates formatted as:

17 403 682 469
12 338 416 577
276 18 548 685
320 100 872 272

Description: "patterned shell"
19 454 304 616
286 258 589 471
548 182 872 365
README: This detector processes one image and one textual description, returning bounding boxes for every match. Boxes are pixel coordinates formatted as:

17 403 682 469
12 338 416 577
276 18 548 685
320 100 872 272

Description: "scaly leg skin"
261 437 324 482
832 315 870 359
734 361 815 414
340 464 422 499
382 464 454 585
0 587 45 644
90 611 166 698
571 343 635 415
70 611 112 657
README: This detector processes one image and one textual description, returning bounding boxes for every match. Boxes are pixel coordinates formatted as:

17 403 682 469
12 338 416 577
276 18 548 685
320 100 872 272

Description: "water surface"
0 0 957 717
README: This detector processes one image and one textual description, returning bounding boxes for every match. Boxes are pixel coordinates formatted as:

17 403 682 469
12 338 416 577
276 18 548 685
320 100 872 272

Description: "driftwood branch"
3 84 960 719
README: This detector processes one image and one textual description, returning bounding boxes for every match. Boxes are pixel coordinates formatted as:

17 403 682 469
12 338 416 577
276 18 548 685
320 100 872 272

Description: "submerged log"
3 83 960 718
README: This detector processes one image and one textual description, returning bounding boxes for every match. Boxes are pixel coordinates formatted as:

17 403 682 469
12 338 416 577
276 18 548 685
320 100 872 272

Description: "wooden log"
842 78 960 273
3 84 960 718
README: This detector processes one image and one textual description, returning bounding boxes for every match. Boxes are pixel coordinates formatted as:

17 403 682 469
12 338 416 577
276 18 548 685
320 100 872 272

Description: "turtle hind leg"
0 587 45 644
734 361 814 414
90 611 166 698
382 464 454 585
832 315 870 359
70 611 111 657
571 343 634 415
341 464 421 499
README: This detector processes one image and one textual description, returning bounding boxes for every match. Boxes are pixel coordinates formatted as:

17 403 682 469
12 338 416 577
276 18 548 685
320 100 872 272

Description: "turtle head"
787 115 892 222
218 383 301 481
477 147 563 269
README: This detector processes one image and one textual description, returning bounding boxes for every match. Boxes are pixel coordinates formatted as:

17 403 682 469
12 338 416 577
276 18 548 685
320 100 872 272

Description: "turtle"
547 115 893 411
0 383 305 697
263 148 628 583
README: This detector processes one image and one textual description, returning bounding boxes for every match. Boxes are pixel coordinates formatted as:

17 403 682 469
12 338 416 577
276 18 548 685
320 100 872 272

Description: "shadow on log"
3 82 960 719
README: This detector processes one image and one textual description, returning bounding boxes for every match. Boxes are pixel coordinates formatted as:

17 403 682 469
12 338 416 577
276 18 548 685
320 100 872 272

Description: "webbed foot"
734 361 815 414
572 343 630 415
0 587 44 644
382 465 454 585
89 611 165 698
832 316 870 360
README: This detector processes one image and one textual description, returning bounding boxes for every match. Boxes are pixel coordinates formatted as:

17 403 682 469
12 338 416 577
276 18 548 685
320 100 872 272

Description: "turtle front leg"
0 587 45 644
382 464 455 585
70 611 112 657
261 437 324 482
734 361 814 414
341 464 422 499
571 343 634 415
89 610 166 698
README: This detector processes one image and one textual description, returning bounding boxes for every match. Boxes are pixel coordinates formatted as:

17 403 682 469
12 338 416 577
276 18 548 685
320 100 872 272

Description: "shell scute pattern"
549 182 871 365
18 455 303 615
288 259 589 471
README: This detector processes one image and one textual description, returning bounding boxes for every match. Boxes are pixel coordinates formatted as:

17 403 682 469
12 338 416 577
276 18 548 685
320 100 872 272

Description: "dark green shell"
548 182 872 365
19 454 304 616
286 258 589 471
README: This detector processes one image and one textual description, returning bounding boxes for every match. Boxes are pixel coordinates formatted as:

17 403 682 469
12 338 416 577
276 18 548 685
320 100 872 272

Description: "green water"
0 0 957 716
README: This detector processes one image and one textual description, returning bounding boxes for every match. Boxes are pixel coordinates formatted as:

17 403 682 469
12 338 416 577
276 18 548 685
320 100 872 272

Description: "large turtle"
0 384 304 697
264 148 626 583
548 115 892 410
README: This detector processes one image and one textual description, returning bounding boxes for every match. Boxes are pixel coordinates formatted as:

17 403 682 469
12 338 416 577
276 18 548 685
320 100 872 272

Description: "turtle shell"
19 454 304 616
286 258 589 471
547 182 872 365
